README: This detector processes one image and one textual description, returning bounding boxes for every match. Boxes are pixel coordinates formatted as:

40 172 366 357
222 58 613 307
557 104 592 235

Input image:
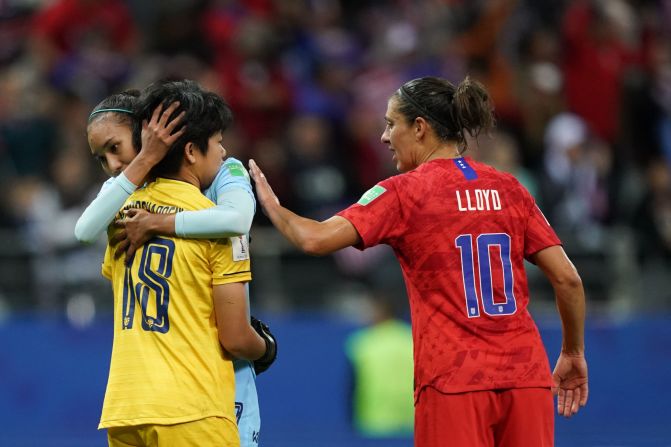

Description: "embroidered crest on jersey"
357 185 386 206
226 162 248 178
231 235 250 261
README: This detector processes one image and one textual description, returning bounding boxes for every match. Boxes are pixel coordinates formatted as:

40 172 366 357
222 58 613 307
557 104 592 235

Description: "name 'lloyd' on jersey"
455 189 501 212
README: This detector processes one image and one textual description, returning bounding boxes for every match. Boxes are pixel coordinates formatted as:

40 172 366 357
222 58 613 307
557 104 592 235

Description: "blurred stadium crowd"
1 0 671 317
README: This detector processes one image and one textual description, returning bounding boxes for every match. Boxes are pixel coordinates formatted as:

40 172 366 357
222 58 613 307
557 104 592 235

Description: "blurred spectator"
285 113 348 219
344 291 414 438
0 65 58 181
212 15 293 145
632 157 671 264
474 129 540 201
560 0 643 144
0 1 34 67
516 27 565 168
649 37 671 166
345 103 391 190
146 1 212 63
249 137 294 226
29 0 138 99
453 0 520 125
541 113 612 247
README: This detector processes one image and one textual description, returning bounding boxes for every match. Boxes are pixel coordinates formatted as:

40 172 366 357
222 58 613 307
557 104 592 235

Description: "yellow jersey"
99 178 251 429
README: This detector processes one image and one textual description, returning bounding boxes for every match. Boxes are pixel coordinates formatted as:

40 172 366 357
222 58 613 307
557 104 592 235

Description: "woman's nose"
106 155 123 174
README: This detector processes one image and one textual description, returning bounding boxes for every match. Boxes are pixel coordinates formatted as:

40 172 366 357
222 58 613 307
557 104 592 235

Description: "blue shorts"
234 359 260 446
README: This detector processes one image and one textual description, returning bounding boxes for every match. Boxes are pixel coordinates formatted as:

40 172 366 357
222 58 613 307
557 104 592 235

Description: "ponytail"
453 77 495 142
395 76 495 151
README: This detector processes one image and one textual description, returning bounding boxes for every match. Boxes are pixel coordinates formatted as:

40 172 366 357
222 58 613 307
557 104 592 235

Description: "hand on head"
140 101 187 164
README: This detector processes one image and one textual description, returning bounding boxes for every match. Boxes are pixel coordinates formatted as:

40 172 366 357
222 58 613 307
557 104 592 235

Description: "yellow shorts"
107 416 239 447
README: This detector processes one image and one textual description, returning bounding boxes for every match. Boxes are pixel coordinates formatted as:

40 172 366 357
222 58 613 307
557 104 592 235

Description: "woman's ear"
414 117 427 140
184 142 197 164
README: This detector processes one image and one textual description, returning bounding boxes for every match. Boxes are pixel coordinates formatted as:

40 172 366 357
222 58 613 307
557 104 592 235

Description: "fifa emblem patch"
357 185 386 206
231 235 250 261
226 162 247 178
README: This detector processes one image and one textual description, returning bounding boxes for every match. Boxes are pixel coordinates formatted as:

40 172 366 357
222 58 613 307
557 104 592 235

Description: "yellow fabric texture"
107 416 239 447
100 178 251 431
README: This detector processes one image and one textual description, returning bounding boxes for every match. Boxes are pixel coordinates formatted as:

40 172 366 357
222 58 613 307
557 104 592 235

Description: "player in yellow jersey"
99 80 274 446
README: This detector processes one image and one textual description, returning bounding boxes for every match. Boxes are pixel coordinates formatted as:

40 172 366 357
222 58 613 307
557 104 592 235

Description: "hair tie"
399 86 446 127
88 108 134 121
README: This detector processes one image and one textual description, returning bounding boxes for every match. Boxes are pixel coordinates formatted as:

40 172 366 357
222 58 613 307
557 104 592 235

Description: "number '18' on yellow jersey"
99 178 251 429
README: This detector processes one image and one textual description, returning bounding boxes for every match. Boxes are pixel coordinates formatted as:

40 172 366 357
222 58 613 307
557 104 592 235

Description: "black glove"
251 316 277 375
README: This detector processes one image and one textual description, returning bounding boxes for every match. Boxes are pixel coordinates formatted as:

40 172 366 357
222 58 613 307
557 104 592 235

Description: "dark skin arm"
530 245 588 418
112 209 174 258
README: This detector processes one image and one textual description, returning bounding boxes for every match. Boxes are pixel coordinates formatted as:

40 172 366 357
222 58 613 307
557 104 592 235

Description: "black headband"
88 108 133 121
399 85 446 127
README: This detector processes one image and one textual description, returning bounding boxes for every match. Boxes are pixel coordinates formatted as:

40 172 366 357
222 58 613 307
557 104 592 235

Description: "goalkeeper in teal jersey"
75 83 276 446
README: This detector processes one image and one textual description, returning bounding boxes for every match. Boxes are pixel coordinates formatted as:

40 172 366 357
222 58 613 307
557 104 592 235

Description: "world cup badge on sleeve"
231 235 250 261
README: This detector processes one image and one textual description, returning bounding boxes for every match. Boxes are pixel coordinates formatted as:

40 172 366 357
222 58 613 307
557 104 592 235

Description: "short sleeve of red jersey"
524 191 561 259
336 178 404 250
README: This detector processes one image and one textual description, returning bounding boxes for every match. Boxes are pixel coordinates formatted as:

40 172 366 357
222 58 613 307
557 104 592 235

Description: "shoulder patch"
225 161 248 178
357 185 387 206
230 235 250 261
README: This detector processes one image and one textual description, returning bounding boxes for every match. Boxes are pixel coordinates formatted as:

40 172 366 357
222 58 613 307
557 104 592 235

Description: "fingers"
248 159 258 179
150 102 164 125
165 124 186 145
579 383 589 407
165 111 186 133
556 388 566 416
114 239 130 259
569 388 579 416
125 208 139 218
125 242 139 263
109 229 127 245
147 101 185 143
563 388 573 417
248 159 265 182
157 101 181 127
557 386 585 417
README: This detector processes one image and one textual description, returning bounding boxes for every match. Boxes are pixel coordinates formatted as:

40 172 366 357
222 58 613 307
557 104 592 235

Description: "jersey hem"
213 273 251 285
414 381 553 403
98 411 234 429
525 242 563 261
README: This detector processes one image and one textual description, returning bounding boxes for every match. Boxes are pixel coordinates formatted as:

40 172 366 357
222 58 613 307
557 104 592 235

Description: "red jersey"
337 157 560 398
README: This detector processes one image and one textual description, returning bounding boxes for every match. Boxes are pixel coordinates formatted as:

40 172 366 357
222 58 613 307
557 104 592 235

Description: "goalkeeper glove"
251 316 277 375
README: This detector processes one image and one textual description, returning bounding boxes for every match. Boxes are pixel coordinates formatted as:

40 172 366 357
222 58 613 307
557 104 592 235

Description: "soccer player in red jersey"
249 76 588 446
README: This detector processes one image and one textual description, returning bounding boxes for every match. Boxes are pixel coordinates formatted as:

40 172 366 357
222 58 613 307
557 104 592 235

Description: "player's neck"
421 142 462 164
163 168 201 189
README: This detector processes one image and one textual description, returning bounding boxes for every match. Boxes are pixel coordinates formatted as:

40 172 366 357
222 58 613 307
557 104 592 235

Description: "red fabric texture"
414 386 554 447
